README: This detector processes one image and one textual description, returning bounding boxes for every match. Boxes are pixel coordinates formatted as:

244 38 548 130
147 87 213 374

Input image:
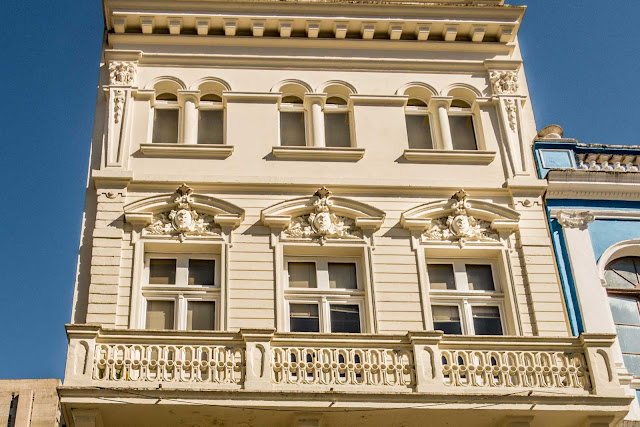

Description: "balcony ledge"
139 143 234 158
403 149 496 164
272 146 365 161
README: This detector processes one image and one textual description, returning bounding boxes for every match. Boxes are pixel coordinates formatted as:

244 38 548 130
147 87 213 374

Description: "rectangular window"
330 304 361 333
149 259 176 285
198 110 224 144
152 109 179 144
432 305 462 335
466 264 495 291
288 262 317 288
187 301 215 331
285 256 364 333
471 306 503 335
324 113 351 147
290 303 320 332
406 115 433 149
188 259 215 286
427 259 504 336
449 115 477 150
280 112 306 147
608 296 640 376
146 300 175 330
142 253 220 330
427 264 456 290
328 263 357 289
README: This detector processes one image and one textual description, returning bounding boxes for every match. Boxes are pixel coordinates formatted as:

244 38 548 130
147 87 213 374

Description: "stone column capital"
555 210 595 230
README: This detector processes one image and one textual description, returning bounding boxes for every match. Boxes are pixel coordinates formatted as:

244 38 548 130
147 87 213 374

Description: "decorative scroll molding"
142 185 223 241
283 187 361 245
109 61 137 86
490 70 519 95
422 190 499 247
113 90 125 124
504 99 517 131
555 210 595 230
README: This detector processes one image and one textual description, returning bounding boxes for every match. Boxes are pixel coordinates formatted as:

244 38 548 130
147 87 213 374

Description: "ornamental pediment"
261 187 385 245
401 190 519 247
124 184 244 242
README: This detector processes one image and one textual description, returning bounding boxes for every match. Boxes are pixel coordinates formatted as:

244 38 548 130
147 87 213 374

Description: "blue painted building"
534 125 640 422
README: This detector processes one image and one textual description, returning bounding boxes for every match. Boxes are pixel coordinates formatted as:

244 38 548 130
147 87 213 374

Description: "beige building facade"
1 379 62 427
60 0 634 425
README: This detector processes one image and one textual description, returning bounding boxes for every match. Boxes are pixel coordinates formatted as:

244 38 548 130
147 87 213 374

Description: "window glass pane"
187 301 215 331
288 262 317 288
280 112 306 147
466 265 495 291
432 305 462 335
616 325 640 353
188 260 215 286
622 354 640 377
290 304 320 332
605 257 640 288
198 110 224 144
330 304 361 333
406 115 433 149
427 264 455 290
152 109 179 144
449 115 477 150
282 95 303 104
472 306 503 335
146 300 174 329
149 259 176 284
324 113 351 147
609 296 640 325
328 263 357 289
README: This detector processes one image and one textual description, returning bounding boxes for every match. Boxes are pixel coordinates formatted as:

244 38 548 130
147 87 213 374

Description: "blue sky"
0 0 638 380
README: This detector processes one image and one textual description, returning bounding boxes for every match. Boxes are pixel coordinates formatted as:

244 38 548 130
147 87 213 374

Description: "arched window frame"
404 97 434 150
151 88 181 144
278 94 307 147
448 99 479 151
197 92 225 145
323 93 353 148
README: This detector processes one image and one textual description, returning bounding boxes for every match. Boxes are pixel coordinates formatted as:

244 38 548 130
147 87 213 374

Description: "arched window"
279 95 306 147
324 95 351 147
405 98 433 149
604 256 640 375
152 91 180 144
198 93 224 144
449 99 477 150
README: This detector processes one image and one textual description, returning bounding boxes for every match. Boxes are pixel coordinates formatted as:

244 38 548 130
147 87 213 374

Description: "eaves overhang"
546 169 640 201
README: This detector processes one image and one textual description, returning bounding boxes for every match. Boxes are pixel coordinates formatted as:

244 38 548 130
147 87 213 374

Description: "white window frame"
448 101 480 151
278 95 307 146
197 94 225 145
283 256 366 333
323 95 353 148
427 258 506 335
152 96 181 144
405 102 434 149
141 253 221 330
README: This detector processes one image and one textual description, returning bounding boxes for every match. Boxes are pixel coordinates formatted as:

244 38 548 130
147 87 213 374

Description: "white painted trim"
550 209 640 221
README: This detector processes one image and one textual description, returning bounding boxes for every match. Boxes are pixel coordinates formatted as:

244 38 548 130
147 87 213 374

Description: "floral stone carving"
145 184 221 241
109 61 136 86
490 70 519 95
283 187 361 244
423 190 499 247
556 210 595 229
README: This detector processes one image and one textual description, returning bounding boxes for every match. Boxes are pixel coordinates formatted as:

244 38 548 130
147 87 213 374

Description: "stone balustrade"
64 325 624 398
576 153 640 173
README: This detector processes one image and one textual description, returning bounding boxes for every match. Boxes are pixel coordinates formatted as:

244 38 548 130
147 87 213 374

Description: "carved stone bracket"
283 187 361 245
144 185 221 242
556 210 595 230
490 70 519 95
422 190 500 247
108 61 137 86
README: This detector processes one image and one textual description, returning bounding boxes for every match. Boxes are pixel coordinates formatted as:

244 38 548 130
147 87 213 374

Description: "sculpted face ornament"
284 186 361 244
145 184 220 242
423 189 499 247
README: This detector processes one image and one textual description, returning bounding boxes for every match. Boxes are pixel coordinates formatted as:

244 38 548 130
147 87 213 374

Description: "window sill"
140 143 234 158
403 149 496 164
272 146 364 161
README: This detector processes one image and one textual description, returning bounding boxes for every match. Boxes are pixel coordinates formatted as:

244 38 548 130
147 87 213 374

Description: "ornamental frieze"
423 190 499 247
145 184 221 241
283 187 361 244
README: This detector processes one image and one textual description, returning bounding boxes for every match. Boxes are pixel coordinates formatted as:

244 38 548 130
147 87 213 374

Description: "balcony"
63 325 625 398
